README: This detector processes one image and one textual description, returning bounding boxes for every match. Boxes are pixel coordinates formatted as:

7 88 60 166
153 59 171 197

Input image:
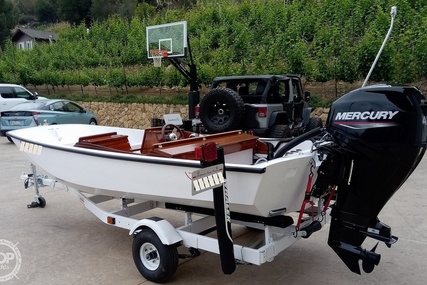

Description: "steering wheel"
161 124 185 141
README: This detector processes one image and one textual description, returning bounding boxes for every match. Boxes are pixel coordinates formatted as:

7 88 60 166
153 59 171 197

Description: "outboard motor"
323 85 427 274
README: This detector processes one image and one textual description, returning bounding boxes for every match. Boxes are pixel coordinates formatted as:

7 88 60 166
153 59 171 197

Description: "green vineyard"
1 0 426 93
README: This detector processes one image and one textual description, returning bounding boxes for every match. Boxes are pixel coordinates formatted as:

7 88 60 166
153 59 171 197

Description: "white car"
0 84 47 112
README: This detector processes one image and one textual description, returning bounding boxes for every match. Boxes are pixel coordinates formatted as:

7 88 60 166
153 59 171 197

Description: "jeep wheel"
199 87 245 133
268 124 292 138
305 117 323 132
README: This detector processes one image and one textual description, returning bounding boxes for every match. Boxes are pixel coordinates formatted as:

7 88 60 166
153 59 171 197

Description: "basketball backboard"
146 21 187 58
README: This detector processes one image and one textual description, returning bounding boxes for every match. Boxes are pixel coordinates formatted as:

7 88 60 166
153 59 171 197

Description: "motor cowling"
324 85 427 274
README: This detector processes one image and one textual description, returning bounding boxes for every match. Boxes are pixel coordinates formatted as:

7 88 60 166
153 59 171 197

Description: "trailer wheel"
132 229 178 283
37 196 46 208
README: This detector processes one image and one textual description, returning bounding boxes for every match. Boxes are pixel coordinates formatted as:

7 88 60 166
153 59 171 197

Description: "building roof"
11 28 58 42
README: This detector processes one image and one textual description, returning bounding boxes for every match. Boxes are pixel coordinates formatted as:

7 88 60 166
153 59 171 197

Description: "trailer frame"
21 163 331 283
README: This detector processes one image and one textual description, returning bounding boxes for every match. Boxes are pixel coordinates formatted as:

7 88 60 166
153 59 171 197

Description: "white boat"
8 83 427 282
8 123 318 217
8 8 424 281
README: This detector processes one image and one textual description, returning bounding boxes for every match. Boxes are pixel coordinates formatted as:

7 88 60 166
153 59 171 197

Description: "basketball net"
150 49 168 67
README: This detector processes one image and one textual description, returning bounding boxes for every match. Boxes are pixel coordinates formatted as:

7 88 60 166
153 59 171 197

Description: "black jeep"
198 75 322 138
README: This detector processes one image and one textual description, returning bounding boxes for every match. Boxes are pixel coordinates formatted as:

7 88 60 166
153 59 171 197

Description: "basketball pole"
187 35 200 120
167 35 200 119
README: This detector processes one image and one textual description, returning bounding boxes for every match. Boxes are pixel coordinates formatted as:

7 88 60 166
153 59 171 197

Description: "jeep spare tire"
199 87 245 133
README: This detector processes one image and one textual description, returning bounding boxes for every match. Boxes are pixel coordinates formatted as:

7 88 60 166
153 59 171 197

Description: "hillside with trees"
0 0 426 98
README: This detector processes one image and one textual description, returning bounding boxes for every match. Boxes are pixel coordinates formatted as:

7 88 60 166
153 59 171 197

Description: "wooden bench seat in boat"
74 132 132 152
74 129 270 162
146 130 269 160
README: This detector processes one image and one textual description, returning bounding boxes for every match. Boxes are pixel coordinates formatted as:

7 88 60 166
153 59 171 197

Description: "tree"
13 0 38 24
35 0 59 23
91 0 138 21
57 0 92 25
0 0 18 47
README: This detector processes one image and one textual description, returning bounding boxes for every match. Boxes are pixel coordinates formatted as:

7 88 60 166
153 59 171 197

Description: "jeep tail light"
257 107 267 118
33 112 40 125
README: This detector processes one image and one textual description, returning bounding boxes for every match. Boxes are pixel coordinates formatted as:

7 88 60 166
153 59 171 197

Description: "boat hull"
9 124 316 217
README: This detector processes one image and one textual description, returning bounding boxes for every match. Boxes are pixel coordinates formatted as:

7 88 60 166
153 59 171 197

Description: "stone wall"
313 107 330 123
77 101 188 128
76 101 330 128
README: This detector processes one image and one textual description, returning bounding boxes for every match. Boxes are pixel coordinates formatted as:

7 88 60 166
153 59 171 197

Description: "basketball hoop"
150 49 168 67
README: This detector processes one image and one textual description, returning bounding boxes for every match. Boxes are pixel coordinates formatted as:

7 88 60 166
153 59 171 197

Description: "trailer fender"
129 217 182 245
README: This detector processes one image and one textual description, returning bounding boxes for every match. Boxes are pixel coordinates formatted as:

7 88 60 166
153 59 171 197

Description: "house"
11 28 59 50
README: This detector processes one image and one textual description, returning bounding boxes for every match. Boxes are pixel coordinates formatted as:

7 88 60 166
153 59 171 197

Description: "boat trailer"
21 145 331 283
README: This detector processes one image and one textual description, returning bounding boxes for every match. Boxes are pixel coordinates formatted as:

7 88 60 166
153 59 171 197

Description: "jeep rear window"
215 81 263 96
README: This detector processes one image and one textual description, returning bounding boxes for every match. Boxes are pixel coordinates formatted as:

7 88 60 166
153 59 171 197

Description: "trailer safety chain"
23 173 46 189
294 160 316 236
24 174 33 189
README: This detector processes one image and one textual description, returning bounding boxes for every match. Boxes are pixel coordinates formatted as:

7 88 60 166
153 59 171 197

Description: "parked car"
0 99 98 142
198 75 322 138
0 84 47 112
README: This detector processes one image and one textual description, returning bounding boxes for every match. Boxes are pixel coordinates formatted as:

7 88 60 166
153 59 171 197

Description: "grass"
308 94 336 108
45 92 190 105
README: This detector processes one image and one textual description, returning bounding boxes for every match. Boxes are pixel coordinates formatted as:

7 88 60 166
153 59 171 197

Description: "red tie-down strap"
295 160 315 231
322 185 337 213
296 175 314 230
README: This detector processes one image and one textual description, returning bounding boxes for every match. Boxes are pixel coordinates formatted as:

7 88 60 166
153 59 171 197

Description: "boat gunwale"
9 133 268 174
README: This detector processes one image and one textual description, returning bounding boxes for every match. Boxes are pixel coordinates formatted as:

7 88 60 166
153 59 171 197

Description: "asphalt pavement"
1 135 427 285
